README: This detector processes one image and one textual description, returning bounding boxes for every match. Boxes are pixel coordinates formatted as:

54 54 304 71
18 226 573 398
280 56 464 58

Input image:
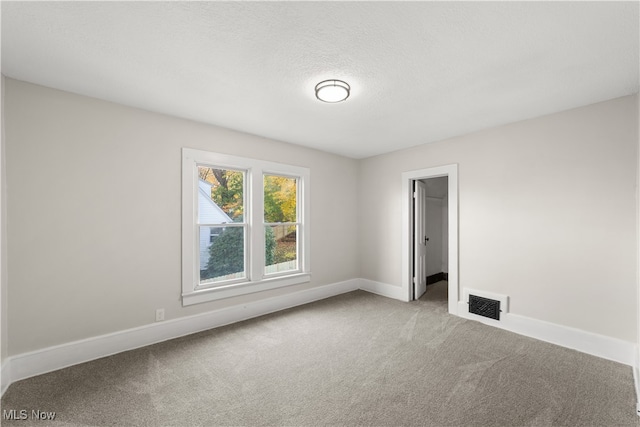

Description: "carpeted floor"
1 281 638 426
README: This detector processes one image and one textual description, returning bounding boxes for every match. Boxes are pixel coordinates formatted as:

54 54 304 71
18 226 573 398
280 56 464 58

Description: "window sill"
182 273 312 306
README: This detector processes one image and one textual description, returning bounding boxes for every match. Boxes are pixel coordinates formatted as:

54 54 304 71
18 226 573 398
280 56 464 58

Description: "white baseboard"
359 278 406 301
1 359 9 396
2 278 636 399
457 301 636 367
2 279 360 395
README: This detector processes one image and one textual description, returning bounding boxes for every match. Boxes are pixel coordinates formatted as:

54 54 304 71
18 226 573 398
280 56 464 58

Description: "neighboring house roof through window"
198 179 232 224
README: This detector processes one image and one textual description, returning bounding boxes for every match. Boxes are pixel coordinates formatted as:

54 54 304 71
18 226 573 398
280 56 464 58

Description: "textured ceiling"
2 2 638 159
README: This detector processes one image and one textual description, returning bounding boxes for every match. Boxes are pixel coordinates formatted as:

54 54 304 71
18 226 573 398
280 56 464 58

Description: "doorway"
401 165 458 315
414 176 448 301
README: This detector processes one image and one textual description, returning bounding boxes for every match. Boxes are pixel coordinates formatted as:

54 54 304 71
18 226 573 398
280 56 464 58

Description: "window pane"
264 175 297 223
198 166 244 223
200 226 245 285
265 225 297 274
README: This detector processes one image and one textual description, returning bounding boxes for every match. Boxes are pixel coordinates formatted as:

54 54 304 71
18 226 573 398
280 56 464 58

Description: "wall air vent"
468 294 501 320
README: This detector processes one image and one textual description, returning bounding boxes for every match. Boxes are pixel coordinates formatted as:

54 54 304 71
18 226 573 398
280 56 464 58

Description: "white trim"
359 278 405 301
1 360 9 396
362 278 637 367
1 278 636 398
183 273 311 306
457 301 636 366
182 148 311 306
3 279 359 391
401 164 459 313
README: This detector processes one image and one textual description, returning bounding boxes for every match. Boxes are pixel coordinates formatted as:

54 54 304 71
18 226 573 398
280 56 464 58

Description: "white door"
414 180 427 299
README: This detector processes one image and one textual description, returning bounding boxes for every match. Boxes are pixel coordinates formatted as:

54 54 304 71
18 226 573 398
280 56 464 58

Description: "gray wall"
2 77 638 357
4 79 360 355
359 95 638 342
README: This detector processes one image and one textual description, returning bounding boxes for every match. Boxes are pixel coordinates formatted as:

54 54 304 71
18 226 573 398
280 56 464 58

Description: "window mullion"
249 168 264 282
298 175 308 273
184 154 198 296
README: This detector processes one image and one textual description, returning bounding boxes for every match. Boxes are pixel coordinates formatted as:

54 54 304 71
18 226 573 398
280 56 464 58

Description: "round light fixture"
315 79 350 103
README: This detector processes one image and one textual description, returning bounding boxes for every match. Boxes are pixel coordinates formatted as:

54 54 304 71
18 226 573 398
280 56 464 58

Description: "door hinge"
412 277 416 284
413 191 417 198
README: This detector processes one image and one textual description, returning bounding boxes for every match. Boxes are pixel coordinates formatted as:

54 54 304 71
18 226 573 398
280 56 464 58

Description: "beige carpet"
1 281 637 426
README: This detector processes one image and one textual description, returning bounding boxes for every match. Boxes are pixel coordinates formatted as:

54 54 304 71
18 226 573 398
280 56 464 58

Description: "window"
264 174 299 276
182 148 310 305
197 166 246 285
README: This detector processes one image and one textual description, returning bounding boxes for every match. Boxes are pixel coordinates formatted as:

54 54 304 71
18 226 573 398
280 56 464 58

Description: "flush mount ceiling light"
315 79 350 103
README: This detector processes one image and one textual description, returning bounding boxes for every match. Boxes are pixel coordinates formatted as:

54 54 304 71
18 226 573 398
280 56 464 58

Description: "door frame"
413 180 427 300
401 164 458 314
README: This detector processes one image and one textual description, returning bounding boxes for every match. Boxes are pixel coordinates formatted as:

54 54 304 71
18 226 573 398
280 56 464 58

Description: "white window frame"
263 171 302 278
182 148 311 306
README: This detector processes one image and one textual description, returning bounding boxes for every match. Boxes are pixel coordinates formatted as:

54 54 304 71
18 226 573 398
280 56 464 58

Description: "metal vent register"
468 294 501 320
